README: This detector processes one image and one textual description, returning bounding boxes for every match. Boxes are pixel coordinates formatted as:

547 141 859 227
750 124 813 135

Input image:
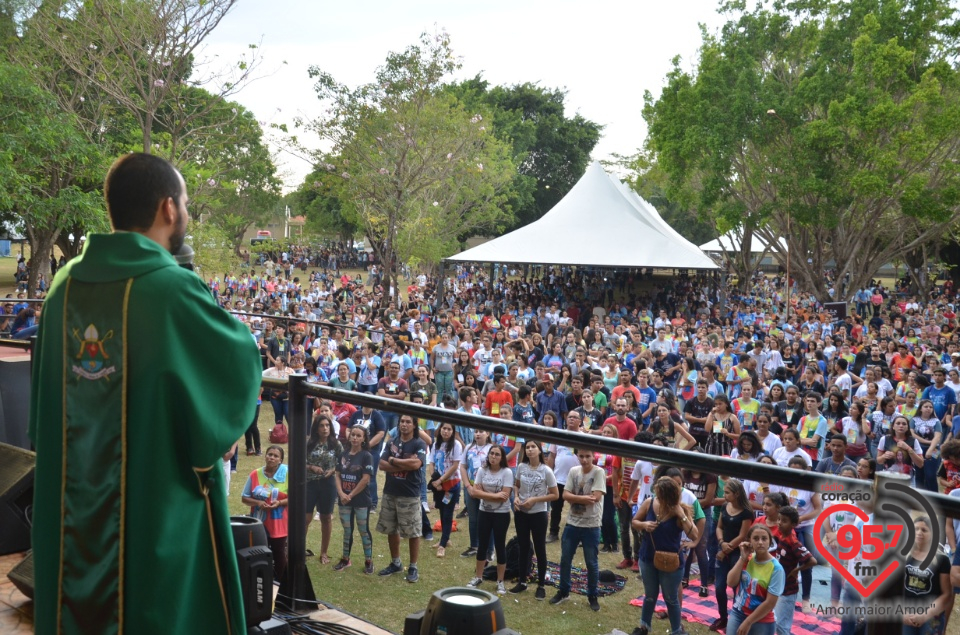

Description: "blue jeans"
639 559 684 634
715 552 735 621
794 524 820 600
269 397 288 424
434 370 454 401
436 484 460 547
559 525 600 597
775 593 798 635
727 607 775 635
464 488 481 548
684 515 713 588
918 456 940 493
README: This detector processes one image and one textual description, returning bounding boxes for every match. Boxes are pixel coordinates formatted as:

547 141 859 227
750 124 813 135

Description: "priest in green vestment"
29 153 262 635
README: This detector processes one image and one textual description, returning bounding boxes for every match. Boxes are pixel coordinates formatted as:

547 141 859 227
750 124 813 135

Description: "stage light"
404 587 519 635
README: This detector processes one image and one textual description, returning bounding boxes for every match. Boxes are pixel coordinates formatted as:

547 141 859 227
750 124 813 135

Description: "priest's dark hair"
104 152 183 231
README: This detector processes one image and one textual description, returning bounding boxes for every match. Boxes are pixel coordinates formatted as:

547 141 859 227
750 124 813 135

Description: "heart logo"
813 503 902 599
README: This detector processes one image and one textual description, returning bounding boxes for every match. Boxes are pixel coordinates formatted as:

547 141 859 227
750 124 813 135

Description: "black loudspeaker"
231 516 275 628
7 550 33 599
0 442 34 555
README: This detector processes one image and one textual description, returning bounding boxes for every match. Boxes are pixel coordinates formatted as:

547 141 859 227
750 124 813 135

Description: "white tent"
446 162 718 270
699 230 787 254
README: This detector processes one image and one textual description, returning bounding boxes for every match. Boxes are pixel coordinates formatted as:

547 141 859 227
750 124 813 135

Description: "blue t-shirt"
922 385 957 422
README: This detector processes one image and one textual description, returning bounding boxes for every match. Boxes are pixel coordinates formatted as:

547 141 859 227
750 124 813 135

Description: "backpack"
269 422 289 444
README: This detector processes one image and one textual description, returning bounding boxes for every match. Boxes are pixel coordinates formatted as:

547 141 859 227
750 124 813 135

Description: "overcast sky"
204 0 728 189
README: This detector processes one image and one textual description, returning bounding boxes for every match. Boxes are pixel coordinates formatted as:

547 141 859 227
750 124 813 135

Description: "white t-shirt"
757 432 783 455
834 373 852 398
474 466 514 513
630 460 655 504
772 446 812 468
773 485 816 528
565 465 605 528
515 462 558 514
553 446 580 486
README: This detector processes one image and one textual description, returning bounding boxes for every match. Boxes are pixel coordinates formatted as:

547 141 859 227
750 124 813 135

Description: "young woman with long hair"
840 401 871 460
430 421 463 557
466 444 514 595
632 477 698 635
306 413 343 564
725 524 785 635
911 399 944 492
459 429 492 557
877 414 924 486
711 478 754 633
512 440 559 599
334 426 374 573
705 394 740 458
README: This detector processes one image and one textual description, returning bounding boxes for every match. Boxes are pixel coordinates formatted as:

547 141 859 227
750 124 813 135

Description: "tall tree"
447 77 603 230
644 0 960 301
300 31 515 298
0 62 104 296
27 0 260 156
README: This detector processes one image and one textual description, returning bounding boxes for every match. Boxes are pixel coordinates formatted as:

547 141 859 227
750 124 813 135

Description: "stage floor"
1 552 394 634
0 552 32 634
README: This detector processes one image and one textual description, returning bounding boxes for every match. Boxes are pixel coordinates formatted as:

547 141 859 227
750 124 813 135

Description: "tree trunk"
26 230 58 297
143 111 153 155
55 224 86 261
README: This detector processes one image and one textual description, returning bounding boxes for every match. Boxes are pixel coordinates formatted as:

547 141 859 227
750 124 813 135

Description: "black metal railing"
269 375 960 616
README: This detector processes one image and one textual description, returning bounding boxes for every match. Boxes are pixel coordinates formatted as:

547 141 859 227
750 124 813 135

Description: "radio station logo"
813 478 940 601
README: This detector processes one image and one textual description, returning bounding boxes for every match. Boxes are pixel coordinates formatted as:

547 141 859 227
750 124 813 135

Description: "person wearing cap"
535 375 568 425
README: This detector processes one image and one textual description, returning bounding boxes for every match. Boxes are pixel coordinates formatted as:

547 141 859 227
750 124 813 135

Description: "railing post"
279 372 317 611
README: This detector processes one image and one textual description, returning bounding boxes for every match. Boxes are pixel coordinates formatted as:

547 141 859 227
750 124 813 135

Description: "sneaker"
466 577 483 587
497 581 506 595
588 595 600 612
456 508 468 519
364 560 374 574
508 582 528 594
333 558 351 571
535 585 546 600
699 586 709 598
461 547 478 557
246 449 256 456
548 590 569 605
545 533 559 544
405 566 419 583
378 562 403 577
616 558 634 570
424 532 435 542
313 512 320 521
708 618 727 633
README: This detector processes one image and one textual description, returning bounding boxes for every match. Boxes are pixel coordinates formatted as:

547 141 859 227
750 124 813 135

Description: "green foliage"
0 61 106 294
300 31 516 287
446 77 603 230
644 0 960 300
187 219 242 277
291 164 363 241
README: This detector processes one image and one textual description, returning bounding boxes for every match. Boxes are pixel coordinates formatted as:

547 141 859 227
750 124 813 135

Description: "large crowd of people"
217 253 959 634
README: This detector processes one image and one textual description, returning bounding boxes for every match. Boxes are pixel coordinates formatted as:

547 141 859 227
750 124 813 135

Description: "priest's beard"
168 206 187 256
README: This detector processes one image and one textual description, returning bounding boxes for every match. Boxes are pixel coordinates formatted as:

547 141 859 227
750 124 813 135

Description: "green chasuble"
29 233 262 635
